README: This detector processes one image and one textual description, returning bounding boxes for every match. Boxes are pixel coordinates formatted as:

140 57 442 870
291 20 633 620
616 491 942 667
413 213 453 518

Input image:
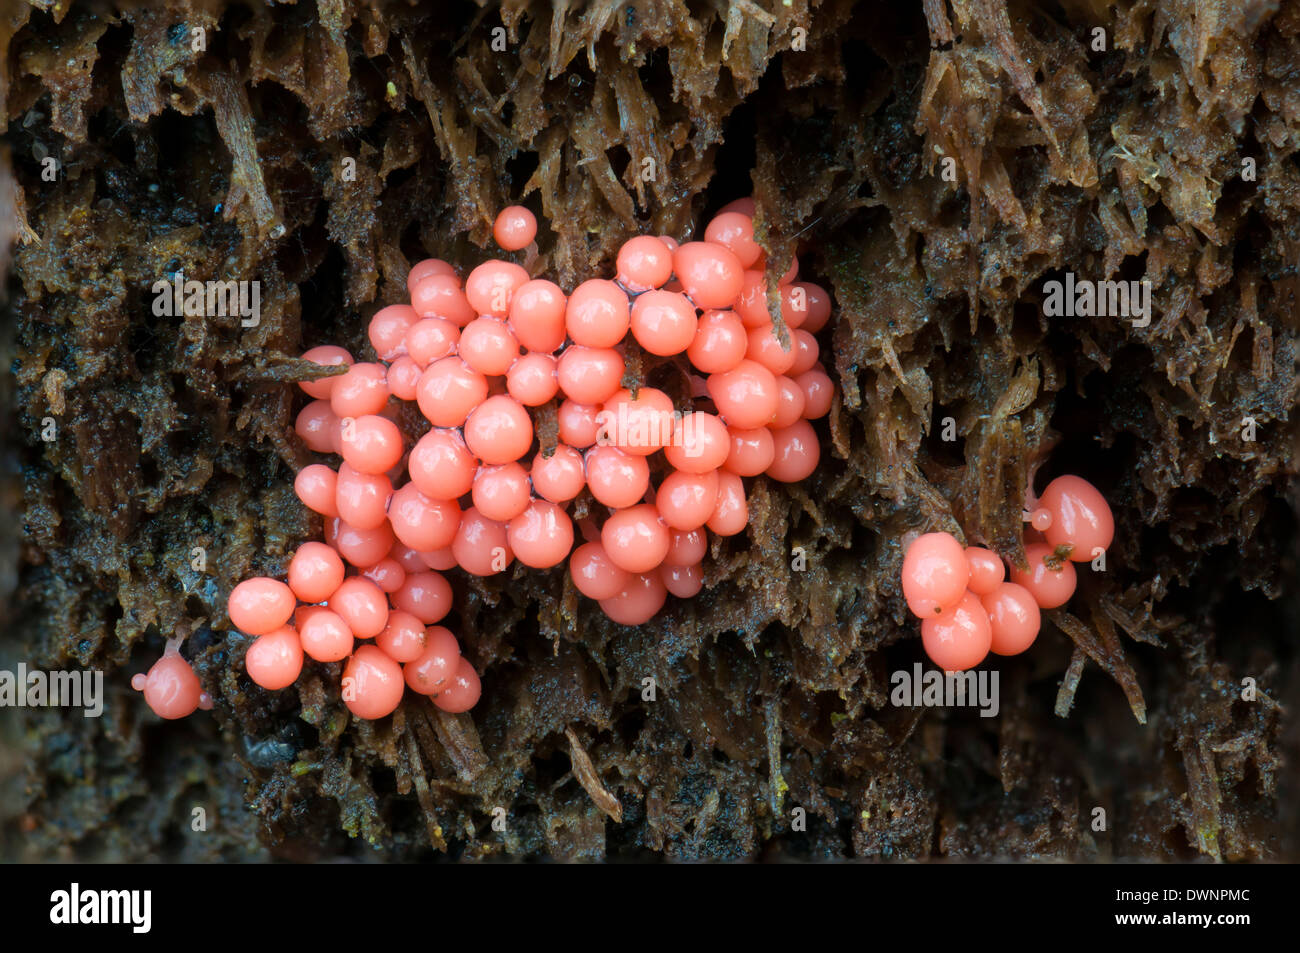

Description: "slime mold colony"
204 202 832 721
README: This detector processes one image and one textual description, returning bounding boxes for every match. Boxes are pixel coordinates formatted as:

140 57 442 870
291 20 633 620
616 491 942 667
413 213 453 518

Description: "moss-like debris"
1 0 1295 861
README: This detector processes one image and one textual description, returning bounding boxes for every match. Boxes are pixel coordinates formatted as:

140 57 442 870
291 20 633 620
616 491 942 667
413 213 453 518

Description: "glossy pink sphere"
228 577 296 635
433 657 482 713
391 571 452 624
921 591 992 671
664 412 730 474
901 532 970 619
343 645 405 719
245 625 304 690
288 542 346 604
404 317 461 367
410 272 475 325
557 400 603 449
452 507 513 576
656 469 720 531
1039 475 1115 561
464 395 534 465
601 504 671 573
330 363 390 418
766 420 820 483
708 359 779 429
599 571 667 625
376 609 427 663
508 500 575 569
1009 543 1078 609
133 652 209 719
569 542 632 600
566 279 630 348
506 352 559 406
508 279 568 352
298 607 355 663
338 413 404 475
388 481 461 551
417 357 488 428
531 444 586 503
673 241 744 310
408 428 477 500
295 464 339 517
666 528 708 566
688 309 748 374
982 582 1041 656
472 462 533 522
493 205 537 251
299 346 354 399
585 445 650 508
599 388 674 457
704 212 761 268
368 304 418 361
329 577 390 639
630 290 698 356
557 346 625 405
465 259 530 318
707 471 748 536
616 235 674 292
404 625 461 695
459 317 521 376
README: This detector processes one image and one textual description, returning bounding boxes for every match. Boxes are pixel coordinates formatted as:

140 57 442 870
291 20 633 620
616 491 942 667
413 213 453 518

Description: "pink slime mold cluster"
900 474 1115 671
182 199 836 723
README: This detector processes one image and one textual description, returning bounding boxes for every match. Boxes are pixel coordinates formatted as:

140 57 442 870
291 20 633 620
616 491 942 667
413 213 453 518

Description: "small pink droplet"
920 591 992 671
900 532 970 619
964 547 1005 595
981 582 1041 656
1009 543 1078 609
343 645 404 719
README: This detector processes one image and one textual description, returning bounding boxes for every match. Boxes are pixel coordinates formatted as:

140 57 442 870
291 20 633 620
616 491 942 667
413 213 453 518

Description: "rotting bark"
1 0 1296 862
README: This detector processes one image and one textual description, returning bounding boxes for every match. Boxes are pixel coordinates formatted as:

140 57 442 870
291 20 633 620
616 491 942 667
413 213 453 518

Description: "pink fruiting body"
981 582 1041 656
298 607 355 662
630 290 698 356
404 626 461 695
1039 474 1114 560
245 625 305 690
900 533 970 619
132 638 212 719
964 547 1005 595
299 346 354 399
616 235 674 292
708 359 779 430
342 645 404 719
530 445 586 503
599 571 668 626
220 200 836 720
432 657 482 713
565 279 630 348
288 542 346 604
899 474 1115 672
493 205 537 251
1010 543 1078 609
228 578 296 635
921 591 993 671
